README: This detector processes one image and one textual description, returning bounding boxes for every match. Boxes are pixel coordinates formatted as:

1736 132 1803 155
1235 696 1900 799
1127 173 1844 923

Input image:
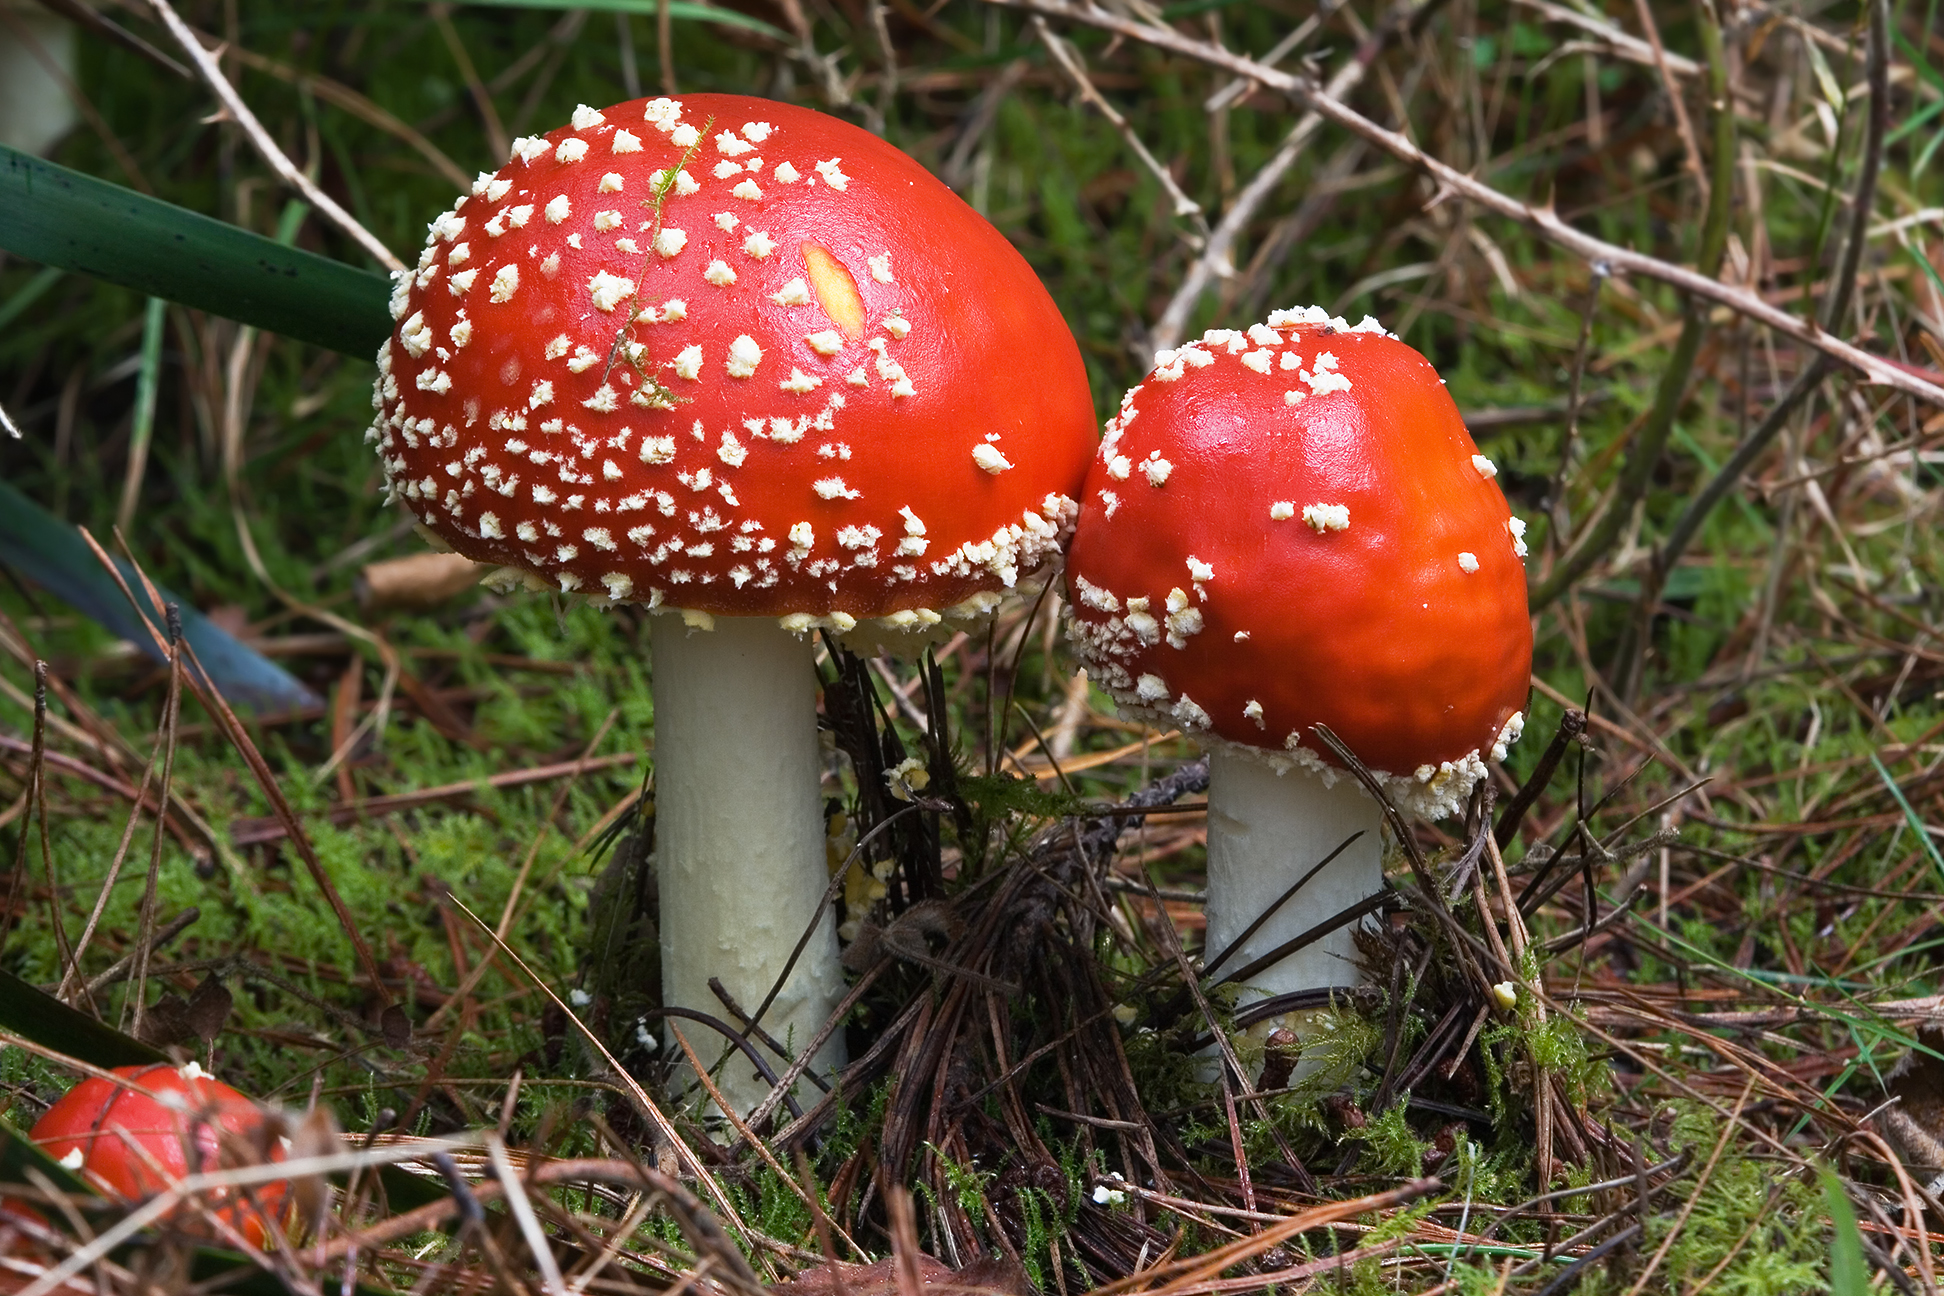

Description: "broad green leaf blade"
0 480 322 714
455 0 789 41
0 968 168 1071
0 147 391 358
0 1113 91 1196
0 967 446 1219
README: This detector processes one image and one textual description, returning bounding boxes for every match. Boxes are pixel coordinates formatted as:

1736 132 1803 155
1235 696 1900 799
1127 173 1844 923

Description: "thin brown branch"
225 752 639 847
216 39 471 190
430 2 510 165
74 526 396 1014
982 0 1944 408
1651 0 1894 585
441 892 772 1268
143 0 404 272
1150 0 1426 353
1630 0 1707 201
1034 18 1205 235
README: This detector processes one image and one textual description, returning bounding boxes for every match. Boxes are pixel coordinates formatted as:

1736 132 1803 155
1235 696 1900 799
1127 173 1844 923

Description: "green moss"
1347 1101 1431 1179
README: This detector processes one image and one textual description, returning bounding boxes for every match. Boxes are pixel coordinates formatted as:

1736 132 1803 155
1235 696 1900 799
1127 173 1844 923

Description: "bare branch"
1033 18 1206 231
1532 0 1738 620
984 0 1944 409
143 0 405 273
1648 0 1894 595
1511 0 1699 76
1202 0 1347 113
1629 0 1708 202
1150 0 1427 353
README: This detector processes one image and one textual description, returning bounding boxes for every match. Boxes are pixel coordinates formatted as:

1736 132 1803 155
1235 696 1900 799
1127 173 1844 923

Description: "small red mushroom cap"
372 94 1096 634
1064 308 1532 818
29 1063 290 1247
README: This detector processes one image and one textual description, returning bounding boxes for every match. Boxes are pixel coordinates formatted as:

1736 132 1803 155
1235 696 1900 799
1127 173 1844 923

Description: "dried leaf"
284 1103 343 1235
380 1004 413 1048
184 974 233 1044
355 552 489 614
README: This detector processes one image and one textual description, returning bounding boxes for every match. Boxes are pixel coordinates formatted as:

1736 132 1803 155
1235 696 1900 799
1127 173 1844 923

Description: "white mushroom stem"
1201 749 1387 1008
650 614 847 1116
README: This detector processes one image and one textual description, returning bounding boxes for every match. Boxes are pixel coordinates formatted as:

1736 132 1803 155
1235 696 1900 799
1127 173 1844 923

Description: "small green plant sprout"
926 1144 996 1217
601 110 710 394
1350 1100 1434 1179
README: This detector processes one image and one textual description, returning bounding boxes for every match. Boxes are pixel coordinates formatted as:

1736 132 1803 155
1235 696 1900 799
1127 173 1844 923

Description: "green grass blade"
115 297 168 535
1633 918 1942 1070
1822 1170 1869 1296
453 0 788 42
1885 95 1943 144
1917 125 1944 178
0 147 390 358
1895 30 1944 92
0 480 321 714
0 265 63 334
1869 751 1944 885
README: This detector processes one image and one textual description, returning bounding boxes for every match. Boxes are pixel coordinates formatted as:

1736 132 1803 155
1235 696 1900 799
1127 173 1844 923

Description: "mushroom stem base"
1202 751 1386 1006
651 614 846 1117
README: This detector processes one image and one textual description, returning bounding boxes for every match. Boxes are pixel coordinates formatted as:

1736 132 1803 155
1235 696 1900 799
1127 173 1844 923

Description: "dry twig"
142 0 404 272
984 0 1944 407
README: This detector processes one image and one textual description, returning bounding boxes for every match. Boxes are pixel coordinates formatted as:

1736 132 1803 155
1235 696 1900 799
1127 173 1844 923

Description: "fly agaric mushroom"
30 1063 290 1247
1065 307 1530 1030
371 95 1095 1113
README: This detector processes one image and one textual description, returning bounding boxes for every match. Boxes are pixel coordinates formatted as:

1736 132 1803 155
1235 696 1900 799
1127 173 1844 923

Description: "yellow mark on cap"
801 241 864 339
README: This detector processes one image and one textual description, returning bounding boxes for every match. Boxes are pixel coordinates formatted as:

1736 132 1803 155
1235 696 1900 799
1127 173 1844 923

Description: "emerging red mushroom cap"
29 1063 290 1247
1064 307 1532 818
372 94 1096 634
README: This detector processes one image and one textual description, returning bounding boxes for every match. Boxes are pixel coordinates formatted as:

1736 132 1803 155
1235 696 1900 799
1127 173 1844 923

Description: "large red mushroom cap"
1065 307 1532 818
371 94 1095 633
29 1063 290 1247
